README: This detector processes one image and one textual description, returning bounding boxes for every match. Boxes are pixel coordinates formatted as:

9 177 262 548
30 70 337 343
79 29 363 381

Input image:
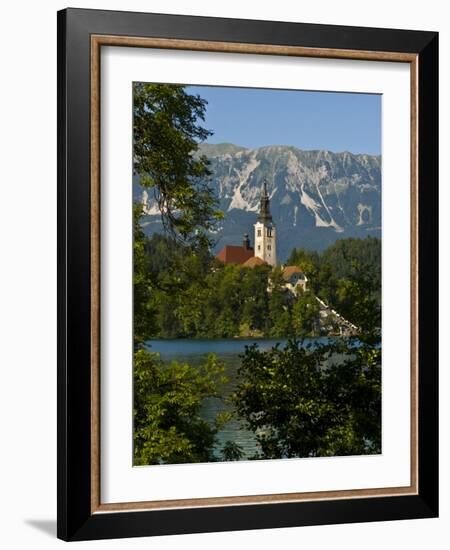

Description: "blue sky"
187 85 381 155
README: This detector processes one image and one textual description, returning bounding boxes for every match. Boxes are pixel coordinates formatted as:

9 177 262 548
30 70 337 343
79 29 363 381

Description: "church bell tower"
254 179 277 266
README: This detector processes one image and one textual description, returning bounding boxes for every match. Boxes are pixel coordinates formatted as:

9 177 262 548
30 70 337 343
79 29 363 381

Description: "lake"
145 338 325 460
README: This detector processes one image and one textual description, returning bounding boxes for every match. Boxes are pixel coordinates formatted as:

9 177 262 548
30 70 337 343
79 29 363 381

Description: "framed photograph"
57 8 438 541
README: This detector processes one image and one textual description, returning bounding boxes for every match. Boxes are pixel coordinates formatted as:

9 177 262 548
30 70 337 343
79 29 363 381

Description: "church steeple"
257 179 273 223
254 179 277 267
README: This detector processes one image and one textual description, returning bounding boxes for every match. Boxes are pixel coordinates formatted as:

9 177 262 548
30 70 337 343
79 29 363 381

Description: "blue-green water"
145 338 323 459
146 337 291 358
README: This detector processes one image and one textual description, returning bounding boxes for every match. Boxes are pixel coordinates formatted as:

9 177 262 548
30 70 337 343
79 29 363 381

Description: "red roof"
216 245 254 265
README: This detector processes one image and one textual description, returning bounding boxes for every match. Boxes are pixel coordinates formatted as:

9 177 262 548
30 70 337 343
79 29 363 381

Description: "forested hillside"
138 225 381 339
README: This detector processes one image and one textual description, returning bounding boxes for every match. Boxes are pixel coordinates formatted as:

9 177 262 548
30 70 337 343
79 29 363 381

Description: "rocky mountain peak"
135 143 381 260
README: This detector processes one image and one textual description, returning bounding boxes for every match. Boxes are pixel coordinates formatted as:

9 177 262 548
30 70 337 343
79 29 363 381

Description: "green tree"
286 248 320 288
233 253 382 459
134 349 228 465
286 236 381 332
221 441 244 461
292 291 320 337
320 236 381 314
322 236 381 285
133 203 158 343
213 264 245 337
268 267 292 337
132 85 231 465
233 339 381 459
240 264 271 333
335 272 380 333
133 83 223 249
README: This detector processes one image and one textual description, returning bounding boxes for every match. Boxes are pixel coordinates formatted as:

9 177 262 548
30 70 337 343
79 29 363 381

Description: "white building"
282 266 308 294
254 180 277 266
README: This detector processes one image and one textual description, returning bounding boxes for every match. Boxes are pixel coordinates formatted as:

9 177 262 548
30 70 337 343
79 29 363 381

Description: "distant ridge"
197 142 247 157
136 143 381 259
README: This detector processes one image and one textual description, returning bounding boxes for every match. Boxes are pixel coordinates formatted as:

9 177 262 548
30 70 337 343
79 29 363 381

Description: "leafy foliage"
133 84 230 465
134 349 228 465
133 203 159 344
232 249 382 459
141 236 274 338
234 338 381 459
221 440 245 461
140 234 381 339
288 236 381 330
134 227 382 463
291 291 321 337
133 83 223 249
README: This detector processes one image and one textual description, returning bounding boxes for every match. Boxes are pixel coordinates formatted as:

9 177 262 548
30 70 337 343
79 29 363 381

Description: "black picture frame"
57 7 438 541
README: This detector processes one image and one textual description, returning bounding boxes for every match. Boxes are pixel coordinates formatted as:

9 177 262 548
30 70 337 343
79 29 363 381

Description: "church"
216 179 277 267
216 179 308 293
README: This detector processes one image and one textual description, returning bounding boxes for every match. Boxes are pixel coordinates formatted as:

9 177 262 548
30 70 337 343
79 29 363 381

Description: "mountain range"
134 143 381 261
